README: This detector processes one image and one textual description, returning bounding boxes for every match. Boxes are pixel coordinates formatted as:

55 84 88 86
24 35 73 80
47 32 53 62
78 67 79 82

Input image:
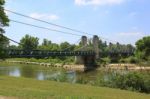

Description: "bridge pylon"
75 35 100 68
93 35 100 59
75 36 88 64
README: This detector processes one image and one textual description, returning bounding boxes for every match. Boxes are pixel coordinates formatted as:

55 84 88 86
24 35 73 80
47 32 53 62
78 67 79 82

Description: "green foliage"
100 57 111 64
20 34 39 50
7 57 74 64
0 0 9 33
98 72 150 93
42 38 51 46
0 34 9 59
119 56 139 63
135 36 150 60
47 71 68 82
60 42 70 51
0 0 9 58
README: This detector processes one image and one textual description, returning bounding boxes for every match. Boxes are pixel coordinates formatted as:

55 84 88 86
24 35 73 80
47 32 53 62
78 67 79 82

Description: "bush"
128 56 139 63
100 57 111 64
98 72 150 93
119 56 139 63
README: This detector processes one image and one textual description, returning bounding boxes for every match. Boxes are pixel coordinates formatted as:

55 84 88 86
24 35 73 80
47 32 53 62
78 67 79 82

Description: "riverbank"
4 60 86 71
105 64 150 71
1 58 150 71
2 59 150 71
0 76 149 99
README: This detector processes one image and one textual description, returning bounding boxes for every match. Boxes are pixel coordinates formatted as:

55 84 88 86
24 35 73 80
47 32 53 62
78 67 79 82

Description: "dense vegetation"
0 0 9 33
50 70 150 93
0 0 9 59
95 71 150 93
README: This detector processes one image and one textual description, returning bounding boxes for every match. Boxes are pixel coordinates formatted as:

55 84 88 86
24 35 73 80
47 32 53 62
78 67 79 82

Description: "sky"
4 0 150 45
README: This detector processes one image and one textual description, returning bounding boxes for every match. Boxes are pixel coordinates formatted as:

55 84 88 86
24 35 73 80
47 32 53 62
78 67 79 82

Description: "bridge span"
6 49 95 58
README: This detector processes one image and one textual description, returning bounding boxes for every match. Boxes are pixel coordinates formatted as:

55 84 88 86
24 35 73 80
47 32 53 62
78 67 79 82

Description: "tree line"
1 34 149 64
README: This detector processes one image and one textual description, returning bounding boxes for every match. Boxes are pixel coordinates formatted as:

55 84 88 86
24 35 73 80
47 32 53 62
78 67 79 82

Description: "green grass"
0 76 149 99
6 57 74 64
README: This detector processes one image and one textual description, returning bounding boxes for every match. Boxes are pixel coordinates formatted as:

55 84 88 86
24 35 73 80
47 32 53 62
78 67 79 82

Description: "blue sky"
4 0 150 45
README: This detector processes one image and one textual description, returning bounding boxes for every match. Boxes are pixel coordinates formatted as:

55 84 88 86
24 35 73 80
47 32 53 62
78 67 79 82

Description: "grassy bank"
0 76 149 99
6 58 74 64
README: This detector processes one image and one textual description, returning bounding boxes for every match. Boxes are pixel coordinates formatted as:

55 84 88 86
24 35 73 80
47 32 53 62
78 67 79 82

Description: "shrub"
97 72 150 93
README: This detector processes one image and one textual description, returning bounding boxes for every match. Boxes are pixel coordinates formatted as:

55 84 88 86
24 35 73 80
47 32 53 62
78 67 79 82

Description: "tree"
0 0 9 34
0 0 9 59
0 34 9 58
135 36 150 60
20 34 39 50
60 42 71 51
42 39 51 46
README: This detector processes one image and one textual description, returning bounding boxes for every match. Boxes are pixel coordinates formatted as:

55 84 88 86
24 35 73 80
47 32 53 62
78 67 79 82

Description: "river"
0 62 103 83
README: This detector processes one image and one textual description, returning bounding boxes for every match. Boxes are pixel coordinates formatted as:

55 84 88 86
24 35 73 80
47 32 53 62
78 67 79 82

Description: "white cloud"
131 26 138 30
115 32 146 45
118 32 144 36
75 0 124 6
29 13 59 21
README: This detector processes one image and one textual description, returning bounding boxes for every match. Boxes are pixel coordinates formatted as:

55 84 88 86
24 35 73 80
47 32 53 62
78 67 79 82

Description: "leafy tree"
51 43 59 51
60 42 74 51
8 45 19 49
0 0 9 34
135 36 150 60
20 34 39 50
0 34 9 58
0 0 9 58
42 38 51 46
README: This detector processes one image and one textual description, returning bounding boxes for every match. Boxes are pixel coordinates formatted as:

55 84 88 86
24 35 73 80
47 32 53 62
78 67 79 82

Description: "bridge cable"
75 44 89 51
1 34 22 45
5 9 121 44
10 19 82 37
5 9 91 35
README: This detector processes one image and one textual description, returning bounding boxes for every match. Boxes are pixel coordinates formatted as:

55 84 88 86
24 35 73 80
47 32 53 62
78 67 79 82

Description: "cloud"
118 32 144 36
115 32 147 45
29 13 59 21
75 0 124 6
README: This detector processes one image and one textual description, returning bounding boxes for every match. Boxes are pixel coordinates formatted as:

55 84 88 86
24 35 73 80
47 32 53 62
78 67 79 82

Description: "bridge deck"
5 49 95 58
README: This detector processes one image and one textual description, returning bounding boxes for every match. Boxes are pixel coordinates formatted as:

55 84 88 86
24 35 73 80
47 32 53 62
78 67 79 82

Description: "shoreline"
2 60 86 71
1 60 150 71
105 64 150 71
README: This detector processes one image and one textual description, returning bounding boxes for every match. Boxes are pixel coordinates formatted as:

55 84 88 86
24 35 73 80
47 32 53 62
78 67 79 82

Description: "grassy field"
0 76 149 99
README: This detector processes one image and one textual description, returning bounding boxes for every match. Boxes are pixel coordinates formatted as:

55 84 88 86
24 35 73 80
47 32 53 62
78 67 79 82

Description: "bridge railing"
5 49 95 58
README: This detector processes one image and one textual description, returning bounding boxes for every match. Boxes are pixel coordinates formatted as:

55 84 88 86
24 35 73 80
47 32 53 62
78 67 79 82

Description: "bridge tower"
93 35 100 59
75 36 88 64
81 36 87 50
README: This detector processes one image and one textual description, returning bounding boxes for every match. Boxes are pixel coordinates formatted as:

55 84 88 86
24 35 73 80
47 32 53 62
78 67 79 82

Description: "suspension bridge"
1 9 134 68
3 35 100 66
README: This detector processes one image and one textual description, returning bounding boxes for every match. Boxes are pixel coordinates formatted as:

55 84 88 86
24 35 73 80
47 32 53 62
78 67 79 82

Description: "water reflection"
20 66 36 78
0 64 77 83
36 72 45 80
9 67 20 77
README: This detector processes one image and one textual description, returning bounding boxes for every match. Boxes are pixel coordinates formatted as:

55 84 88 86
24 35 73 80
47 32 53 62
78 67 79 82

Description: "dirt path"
0 96 17 99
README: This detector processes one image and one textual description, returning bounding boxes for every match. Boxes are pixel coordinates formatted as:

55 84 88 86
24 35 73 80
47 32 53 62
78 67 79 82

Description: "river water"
0 62 102 83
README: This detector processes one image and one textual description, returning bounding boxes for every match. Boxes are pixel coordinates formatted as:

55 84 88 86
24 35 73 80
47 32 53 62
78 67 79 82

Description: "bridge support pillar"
75 36 88 64
75 35 99 69
75 56 95 65
93 35 99 59
75 56 84 64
